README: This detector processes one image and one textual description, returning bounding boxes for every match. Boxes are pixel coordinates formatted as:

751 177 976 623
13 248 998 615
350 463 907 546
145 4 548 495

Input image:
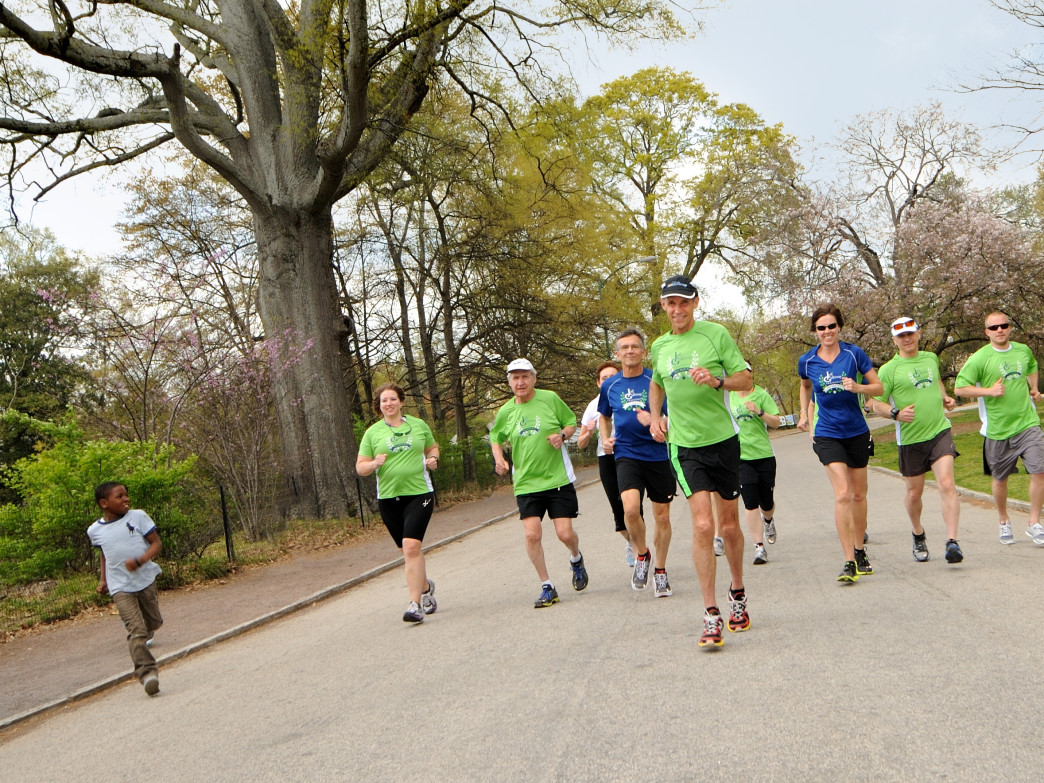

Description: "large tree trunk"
254 207 361 519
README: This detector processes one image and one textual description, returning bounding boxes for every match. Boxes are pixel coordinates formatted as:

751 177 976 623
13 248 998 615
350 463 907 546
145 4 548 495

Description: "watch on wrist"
890 407 900 420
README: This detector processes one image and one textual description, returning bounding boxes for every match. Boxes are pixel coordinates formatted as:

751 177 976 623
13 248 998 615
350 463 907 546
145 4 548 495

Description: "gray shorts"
898 429 958 477
984 426 1044 480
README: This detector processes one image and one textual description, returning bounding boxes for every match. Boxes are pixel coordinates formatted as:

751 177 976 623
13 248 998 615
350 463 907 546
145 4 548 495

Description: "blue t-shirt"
797 340 873 439
597 368 669 462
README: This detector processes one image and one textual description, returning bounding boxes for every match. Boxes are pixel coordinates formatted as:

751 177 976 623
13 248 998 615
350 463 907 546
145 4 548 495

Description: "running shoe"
146 632 155 649
854 548 874 576
571 554 589 591
699 609 724 649
142 673 160 696
403 601 424 623
837 560 859 583
863 531 869 544
763 516 776 545
1027 523 1044 546
534 583 559 608
753 544 768 565
653 570 673 598
625 541 636 568
945 539 964 564
912 532 929 563
999 521 1015 545
421 578 437 614
713 536 725 557
727 589 750 632
631 551 651 590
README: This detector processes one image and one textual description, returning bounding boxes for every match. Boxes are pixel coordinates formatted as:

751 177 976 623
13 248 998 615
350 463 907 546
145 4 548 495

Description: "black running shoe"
854 548 873 576
837 560 859 583
945 539 964 564
570 554 589 591
534 583 559 608
912 533 929 563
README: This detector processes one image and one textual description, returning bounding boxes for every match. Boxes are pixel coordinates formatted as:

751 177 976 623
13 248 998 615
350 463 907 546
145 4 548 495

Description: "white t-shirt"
87 509 162 595
581 396 616 458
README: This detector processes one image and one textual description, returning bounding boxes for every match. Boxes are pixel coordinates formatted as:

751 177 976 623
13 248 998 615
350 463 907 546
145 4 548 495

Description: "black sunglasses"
815 322 838 332
987 323 1010 331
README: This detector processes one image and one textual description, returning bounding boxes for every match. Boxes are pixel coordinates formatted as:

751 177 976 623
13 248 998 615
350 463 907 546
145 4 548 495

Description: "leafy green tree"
0 229 94 499
0 0 693 520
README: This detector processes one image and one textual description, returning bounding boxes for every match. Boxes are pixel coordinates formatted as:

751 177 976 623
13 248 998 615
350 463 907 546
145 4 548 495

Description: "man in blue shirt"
599 329 677 597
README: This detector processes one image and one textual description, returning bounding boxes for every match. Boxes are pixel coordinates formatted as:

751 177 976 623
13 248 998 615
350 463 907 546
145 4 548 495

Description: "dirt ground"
2 472 596 728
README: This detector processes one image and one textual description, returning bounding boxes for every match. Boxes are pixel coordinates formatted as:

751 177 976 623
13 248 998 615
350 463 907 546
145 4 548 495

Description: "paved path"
2 430 1043 782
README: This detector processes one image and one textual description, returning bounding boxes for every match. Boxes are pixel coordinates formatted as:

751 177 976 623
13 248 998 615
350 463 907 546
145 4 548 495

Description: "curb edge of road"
0 477 600 734
869 465 1031 512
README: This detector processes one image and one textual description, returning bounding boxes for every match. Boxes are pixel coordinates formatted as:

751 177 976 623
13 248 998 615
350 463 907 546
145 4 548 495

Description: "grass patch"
870 408 1040 502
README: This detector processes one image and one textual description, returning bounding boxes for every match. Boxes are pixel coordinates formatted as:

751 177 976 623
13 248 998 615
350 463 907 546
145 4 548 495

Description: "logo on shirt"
908 368 935 389
385 431 413 453
1000 360 1025 382
664 350 699 380
516 414 542 437
620 388 648 411
733 405 759 423
818 371 846 394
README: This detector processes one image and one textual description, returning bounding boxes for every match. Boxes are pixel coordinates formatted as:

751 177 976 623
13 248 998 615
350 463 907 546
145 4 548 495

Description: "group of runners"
357 275 1044 651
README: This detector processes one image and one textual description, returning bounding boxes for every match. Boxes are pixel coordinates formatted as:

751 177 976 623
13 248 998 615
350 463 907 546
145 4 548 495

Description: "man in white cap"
870 317 963 563
490 358 589 607
647 275 752 650
954 311 1044 547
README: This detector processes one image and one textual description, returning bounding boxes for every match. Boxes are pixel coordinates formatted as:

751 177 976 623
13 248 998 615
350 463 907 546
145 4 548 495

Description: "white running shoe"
421 579 437 614
753 544 768 565
999 521 1015 545
653 571 673 598
625 541 635 568
1026 523 1044 546
713 536 724 557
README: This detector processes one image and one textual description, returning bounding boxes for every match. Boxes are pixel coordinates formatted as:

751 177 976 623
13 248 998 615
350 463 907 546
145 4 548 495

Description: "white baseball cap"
890 317 918 337
506 358 536 374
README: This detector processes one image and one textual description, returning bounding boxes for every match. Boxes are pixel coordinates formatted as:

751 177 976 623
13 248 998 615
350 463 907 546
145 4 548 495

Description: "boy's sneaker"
146 632 155 648
1027 523 1044 546
142 673 160 696
854 548 874 576
713 536 725 557
653 570 673 598
999 521 1015 545
727 588 750 632
625 541 636 568
837 560 859 583
763 517 776 545
403 601 424 623
570 554 589 591
534 583 559 608
945 539 964 564
753 544 768 565
631 552 651 590
912 532 930 562
421 579 437 614
699 609 724 649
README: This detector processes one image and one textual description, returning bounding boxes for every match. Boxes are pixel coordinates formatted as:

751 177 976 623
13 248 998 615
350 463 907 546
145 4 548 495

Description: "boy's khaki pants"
113 583 163 682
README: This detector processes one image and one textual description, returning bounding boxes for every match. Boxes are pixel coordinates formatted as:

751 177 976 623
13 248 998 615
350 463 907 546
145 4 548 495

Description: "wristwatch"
890 407 900 420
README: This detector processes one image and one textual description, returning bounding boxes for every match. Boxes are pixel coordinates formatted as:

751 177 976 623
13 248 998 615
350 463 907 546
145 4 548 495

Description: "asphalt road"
2 428 1042 782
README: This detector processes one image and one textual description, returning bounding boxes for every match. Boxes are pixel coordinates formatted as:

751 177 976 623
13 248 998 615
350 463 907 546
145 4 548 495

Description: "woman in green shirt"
357 383 441 623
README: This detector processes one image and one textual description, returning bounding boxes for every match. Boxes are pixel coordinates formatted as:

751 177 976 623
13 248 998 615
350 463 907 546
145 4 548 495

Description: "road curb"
0 477 600 733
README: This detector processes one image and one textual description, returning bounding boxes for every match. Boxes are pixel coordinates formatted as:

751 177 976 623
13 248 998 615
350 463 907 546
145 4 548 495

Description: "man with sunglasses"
870 318 963 563
954 312 1044 546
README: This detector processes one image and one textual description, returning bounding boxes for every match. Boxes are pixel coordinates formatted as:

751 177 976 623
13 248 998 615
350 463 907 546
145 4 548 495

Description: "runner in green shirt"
490 358 589 608
647 274 752 650
871 317 962 564
954 311 1044 546
729 372 781 566
357 383 441 623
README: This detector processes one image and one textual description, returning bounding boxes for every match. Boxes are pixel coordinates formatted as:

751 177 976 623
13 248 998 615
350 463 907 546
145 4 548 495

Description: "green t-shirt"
729 386 779 461
490 389 577 495
650 321 747 448
358 414 436 499
954 342 1040 440
875 351 951 446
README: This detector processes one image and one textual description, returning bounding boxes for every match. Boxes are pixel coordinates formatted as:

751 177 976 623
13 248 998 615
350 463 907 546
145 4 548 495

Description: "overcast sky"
20 0 1044 258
